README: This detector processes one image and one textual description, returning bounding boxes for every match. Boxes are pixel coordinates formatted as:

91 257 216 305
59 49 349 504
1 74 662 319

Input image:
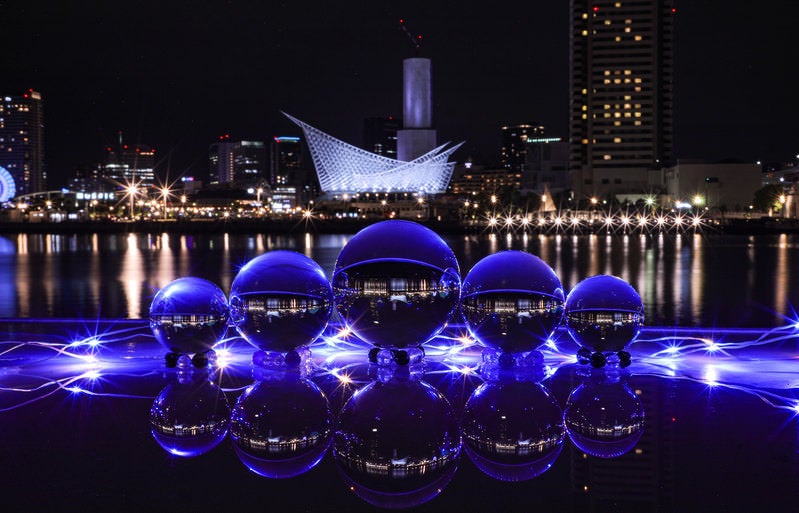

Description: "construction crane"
399 18 422 56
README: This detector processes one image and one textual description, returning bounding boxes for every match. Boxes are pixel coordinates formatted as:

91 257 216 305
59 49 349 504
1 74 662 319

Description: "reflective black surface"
2 319 798 512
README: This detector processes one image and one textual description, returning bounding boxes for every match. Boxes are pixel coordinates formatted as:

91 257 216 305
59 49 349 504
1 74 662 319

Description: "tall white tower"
397 57 437 162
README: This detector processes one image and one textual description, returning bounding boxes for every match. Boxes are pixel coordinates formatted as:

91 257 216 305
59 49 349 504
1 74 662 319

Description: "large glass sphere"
229 250 333 353
230 374 332 478
462 379 564 481
461 250 564 354
332 220 461 350
149 277 229 355
333 375 462 509
564 274 644 353
149 370 231 457
564 370 644 458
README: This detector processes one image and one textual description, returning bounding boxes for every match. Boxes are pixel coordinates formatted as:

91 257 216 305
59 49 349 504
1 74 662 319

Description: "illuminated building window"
614 137 622 143
603 154 612 160
634 35 642 41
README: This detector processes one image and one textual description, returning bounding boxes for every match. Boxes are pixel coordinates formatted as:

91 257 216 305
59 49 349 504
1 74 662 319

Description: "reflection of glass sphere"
229 250 333 353
149 370 231 457
564 370 644 458
461 250 564 354
230 374 332 478
332 220 460 350
333 375 462 509
462 379 564 481
149 277 230 355
564 274 644 353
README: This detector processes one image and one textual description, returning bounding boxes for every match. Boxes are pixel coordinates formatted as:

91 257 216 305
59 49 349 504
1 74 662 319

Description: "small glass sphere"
333 375 462 509
462 379 564 481
332 219 461 350
564 370 644 458
230 374 332 478
564 274 644 354
229 250 333 353
461 250 564 354
149 370 231 457
149 277 230 355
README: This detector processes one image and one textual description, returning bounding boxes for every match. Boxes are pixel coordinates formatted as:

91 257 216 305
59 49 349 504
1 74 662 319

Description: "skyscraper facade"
0 89 46 196
269 136 302 187
208 137 266 185
569 0 674 201
103 132 156 187
500 123 546 173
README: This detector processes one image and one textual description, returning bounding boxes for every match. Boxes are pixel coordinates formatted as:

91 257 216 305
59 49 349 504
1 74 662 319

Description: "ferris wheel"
0 166 16 203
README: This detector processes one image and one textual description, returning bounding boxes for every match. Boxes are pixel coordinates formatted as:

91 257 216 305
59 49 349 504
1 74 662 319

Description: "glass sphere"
230 374 332 478
564 370 644 458
462 379 564 481
461 250 564 354
332 220 461 350
229 250 333 353
149 277 229 355
564 274 644 353
333 375 462 509
149 370 231 457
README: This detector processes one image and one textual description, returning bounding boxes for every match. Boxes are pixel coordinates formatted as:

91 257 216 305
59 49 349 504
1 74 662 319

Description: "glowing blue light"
229 250 333 353
460 250 564 355
332 220 460 350
149 277 230 355
0 165 16 203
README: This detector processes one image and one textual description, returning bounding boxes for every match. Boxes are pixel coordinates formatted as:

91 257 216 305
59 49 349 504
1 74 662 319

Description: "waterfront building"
208 136 266 185
449 164 522 198
0 89 46 196
285 113 460 196
569 0 675 202
103 131 156 187
664 160 761 212
524 137 571 195
500 123 545 174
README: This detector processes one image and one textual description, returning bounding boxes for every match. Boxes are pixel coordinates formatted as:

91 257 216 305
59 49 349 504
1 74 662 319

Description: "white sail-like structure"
283 112 462 194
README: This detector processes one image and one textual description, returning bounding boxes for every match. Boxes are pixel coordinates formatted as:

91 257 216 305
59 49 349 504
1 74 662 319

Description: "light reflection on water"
0 231 796 327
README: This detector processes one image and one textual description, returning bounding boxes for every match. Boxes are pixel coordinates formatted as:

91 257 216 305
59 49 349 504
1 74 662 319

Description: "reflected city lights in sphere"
462 379 564 481
564 274 644 354
332 220 461 350
333 374 462 509
229 250 333 353
149 276 230 355
461 250 564 354
230 374 332 478
149 370 231 458
564 370 644 458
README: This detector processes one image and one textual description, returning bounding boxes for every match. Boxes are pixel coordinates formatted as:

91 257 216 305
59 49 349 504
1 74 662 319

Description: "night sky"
2 0 798 187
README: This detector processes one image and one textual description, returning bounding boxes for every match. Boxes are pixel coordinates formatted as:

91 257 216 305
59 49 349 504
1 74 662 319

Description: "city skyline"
2 1 798 189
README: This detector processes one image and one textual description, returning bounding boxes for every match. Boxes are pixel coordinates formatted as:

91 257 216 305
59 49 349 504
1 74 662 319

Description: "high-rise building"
500 123 546 173
524 137 571 194
103 132 156 187
269 136 302 187
208 136 266 185
569 0 675 201
363 116 401 159
0 89 46 196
